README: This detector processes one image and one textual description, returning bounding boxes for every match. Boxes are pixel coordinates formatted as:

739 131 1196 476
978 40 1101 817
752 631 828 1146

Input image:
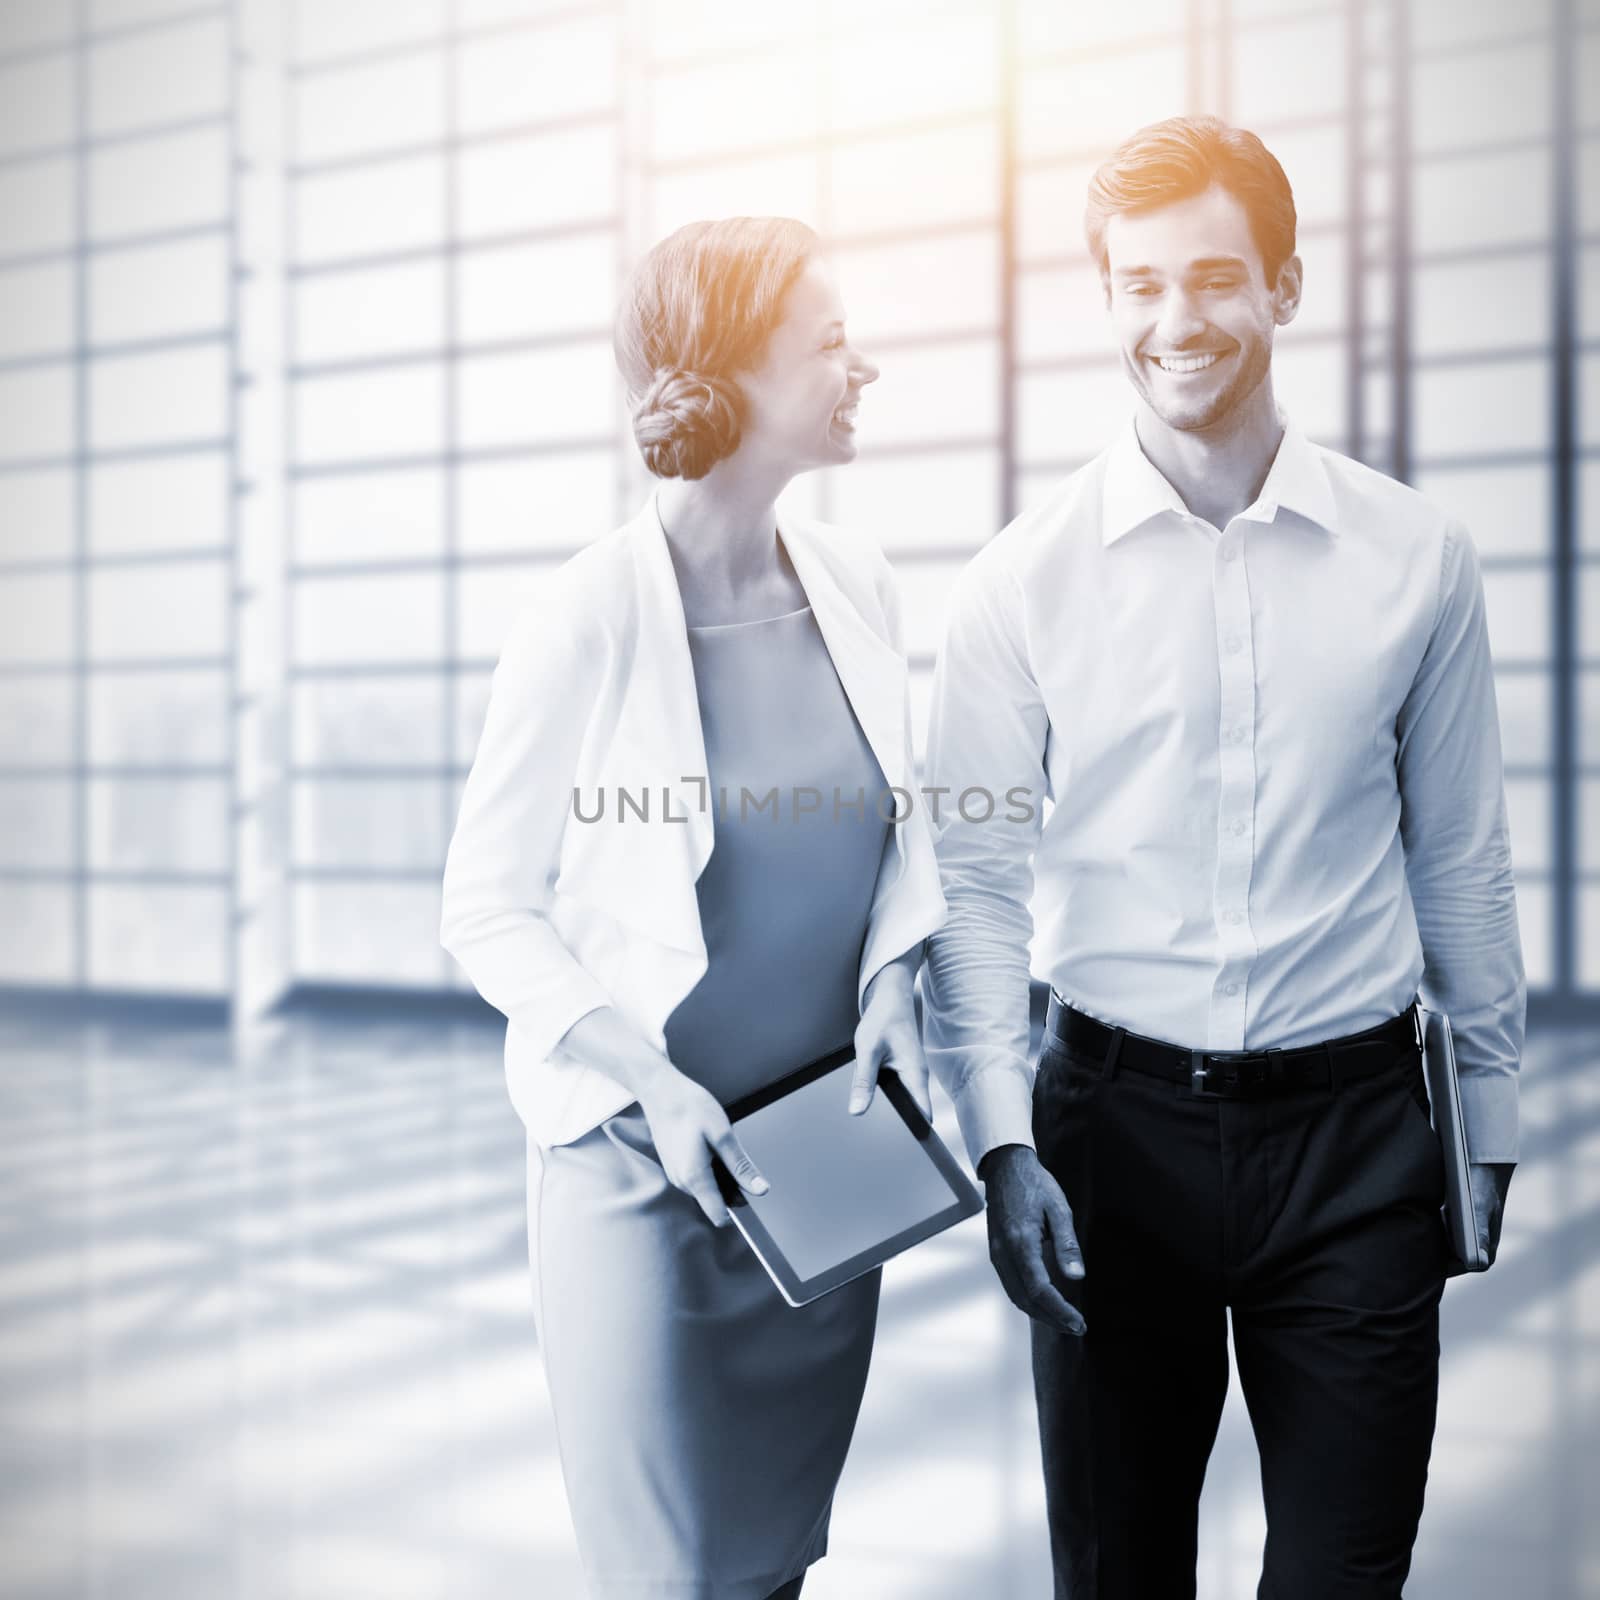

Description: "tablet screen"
733 1060 957 1280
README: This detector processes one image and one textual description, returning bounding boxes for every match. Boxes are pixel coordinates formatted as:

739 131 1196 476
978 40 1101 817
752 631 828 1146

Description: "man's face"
1102 184 1301 432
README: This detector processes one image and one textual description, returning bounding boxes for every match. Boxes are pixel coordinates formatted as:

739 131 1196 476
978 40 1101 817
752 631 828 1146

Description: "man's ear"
1272 253 1304 327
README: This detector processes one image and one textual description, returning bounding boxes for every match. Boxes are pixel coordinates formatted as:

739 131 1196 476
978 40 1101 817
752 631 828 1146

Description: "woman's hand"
557 1006 768 1228
636 1069 769 1228
849 951 932 1120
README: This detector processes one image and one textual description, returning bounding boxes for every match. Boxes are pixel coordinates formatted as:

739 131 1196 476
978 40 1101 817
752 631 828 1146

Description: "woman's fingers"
710 1127 769 1197
848 1030 885 1115
683 1169 732 1228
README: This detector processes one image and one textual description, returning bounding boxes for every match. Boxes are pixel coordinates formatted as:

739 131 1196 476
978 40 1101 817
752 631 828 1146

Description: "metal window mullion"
440 3 460 985
72 4 89 989
998 0 1018 531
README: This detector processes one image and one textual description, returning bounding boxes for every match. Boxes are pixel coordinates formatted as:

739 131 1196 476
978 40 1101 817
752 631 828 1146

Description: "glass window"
835 231 998 343
0 883 73 984
1413 254 1550 359
456 452 617 553
1580 461 1600 552
1504 777 1552 873
90 127 230 239
1272 341 1347 445
294 365 444 464
0 779 73 868
1017 49 1186 162
1413 45 1549 153
89 561 228 660
3 0 72 50
1413 358 1551 460
0 363 73 461
455 234 617 345
294 154 446 265
828 123 999 238
293 778 444 869
1493 670 1550 768
292 676 446 767
295 51 444 166
1415 149 1551 254
89 452 229 555
1019 0 1185 52
0 155 74 258
90 668 229 765
0 468 74 561
455 342 618 448
642 0 801 62
1017 366 1130 466
456 14 617 134
821 448 1001 552
88 15 228 139
1251 122 1346 230
1017 261 1109 364
0 572 72 664
0 259 73 361
293 880 444 985
295 260 445 363
89 234 230 345
0 53 72 158
1412 0 1552 49
1233 15 1346 123
650 51 819 165
457 125 617 238
293 468 444 565
857 338 999 447
648 156 819 240
1288 231 1348 338
1411 464 1551 560
827 13 997 134
457 561 562 658
89 883 228 992
89 344 229 450
1017 161 1101 266
0 678 74 765
454 671 492 764
292 0 445 62
889 558 963 662
89 775 229 872
294 572 444 665
1481 567 1551 664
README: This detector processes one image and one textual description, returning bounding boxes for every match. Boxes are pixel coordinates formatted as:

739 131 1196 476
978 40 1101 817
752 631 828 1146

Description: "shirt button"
1225 910 1244 926
1227 725 1247 744
1219 539 1239 562
1225 634 1244 654
1231 819 1247 836
1225 982 1240 996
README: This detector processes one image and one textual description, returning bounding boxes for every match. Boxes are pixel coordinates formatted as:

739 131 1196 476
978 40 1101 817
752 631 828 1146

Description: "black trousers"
1031 1022 1450 1600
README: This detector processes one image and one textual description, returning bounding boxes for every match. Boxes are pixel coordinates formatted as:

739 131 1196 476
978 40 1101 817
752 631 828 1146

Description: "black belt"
1043 991 1420 1100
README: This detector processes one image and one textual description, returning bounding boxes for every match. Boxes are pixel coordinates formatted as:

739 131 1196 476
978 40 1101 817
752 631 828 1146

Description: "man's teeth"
1154 352 1221 374
833 403 858 423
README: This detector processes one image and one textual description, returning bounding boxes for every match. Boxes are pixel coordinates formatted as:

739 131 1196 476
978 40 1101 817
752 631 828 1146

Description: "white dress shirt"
922 415 1525 1168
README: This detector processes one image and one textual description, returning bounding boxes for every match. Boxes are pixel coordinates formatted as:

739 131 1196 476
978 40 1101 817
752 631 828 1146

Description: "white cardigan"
439 494 948 1148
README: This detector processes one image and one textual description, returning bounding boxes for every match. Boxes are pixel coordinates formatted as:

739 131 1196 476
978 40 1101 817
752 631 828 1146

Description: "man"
921 116 1524 1598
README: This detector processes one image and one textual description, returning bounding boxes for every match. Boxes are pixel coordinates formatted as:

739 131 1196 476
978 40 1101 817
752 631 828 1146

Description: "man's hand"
977 1143 1086 1336
1469 1161 1514 1269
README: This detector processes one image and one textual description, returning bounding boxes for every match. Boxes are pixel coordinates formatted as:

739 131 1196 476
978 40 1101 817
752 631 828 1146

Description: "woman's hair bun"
630 366 743 481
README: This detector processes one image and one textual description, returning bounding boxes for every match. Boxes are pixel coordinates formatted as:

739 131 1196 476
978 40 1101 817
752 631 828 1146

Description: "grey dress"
527 605 894 1599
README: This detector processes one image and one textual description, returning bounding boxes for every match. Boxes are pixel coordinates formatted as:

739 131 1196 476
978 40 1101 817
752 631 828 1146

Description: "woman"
439 217 947 1599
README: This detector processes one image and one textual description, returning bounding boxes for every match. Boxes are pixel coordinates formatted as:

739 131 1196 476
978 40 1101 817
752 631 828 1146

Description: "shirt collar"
1100 411 1339 546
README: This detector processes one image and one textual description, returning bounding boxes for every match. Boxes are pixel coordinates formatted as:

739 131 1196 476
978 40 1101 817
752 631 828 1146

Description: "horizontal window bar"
0 545 230 576
0 327 230 376
289 219 619 280
290 438 618 477
289 2 619 79
0 866 228 885
0 764 231 780
290 328 612 381
290 108 618 182
0 111 231 174
0 657 229 677
0 439 229 474
0 220 232 277
0 3 229 71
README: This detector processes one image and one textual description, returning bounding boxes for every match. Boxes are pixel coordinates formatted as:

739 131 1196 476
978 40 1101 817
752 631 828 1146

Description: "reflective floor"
0 1004 1595 1599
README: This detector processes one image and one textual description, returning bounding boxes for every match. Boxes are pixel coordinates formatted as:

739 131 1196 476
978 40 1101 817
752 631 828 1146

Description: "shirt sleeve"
439 583 614 1064
1396 521 1527 1163
921 546 1050 1169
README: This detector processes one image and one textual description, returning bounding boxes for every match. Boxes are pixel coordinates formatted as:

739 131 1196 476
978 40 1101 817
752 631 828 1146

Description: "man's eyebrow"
1186 256 1248 273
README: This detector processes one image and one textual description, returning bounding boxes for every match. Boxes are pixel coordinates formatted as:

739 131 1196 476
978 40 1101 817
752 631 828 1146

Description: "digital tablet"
713 1043 984 1307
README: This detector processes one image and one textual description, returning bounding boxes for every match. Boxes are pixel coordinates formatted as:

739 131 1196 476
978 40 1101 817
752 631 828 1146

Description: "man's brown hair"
1084 115 1298 284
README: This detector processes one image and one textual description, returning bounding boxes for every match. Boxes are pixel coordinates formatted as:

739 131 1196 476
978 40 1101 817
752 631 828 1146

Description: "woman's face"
735 256 879 475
